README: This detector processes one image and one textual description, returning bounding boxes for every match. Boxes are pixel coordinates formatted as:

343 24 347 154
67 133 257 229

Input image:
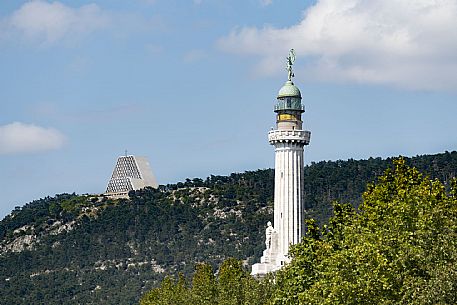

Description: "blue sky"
1 0 457 218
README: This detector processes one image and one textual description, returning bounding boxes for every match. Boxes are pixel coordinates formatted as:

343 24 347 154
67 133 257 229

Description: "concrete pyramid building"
251 50 311 276
105 155 158 198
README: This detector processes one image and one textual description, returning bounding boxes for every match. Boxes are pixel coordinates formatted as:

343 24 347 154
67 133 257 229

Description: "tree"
274 159 457 304
190 263 218 304
140 274 191 305
139 259 276 305
242 272 276 305
217 258 247 305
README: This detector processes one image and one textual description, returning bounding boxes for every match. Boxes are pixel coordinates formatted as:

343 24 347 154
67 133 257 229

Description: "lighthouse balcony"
268 129 311 144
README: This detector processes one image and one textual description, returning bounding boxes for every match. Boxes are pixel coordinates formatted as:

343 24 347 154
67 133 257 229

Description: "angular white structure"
105 155 158 198
252 50 311 276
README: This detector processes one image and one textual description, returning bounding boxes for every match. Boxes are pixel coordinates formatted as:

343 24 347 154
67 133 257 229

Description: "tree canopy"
142 158 457 304
274 159 457 304
139 259 275 305
1 152 457 304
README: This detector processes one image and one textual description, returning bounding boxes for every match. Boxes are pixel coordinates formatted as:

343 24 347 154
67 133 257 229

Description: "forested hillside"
141 158 457 305
1 151 456 304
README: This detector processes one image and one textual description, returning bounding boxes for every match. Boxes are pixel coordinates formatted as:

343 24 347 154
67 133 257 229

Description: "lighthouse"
252 49 311 276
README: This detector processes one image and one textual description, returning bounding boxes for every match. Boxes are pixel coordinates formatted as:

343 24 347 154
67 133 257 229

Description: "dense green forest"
1 151 456 304
142 159 457 304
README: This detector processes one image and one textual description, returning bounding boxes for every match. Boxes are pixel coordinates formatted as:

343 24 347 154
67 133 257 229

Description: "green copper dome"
277 81 301 99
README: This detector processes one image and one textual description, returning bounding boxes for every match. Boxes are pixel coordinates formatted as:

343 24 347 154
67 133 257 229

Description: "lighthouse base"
251 226 286 276
251 262 278 277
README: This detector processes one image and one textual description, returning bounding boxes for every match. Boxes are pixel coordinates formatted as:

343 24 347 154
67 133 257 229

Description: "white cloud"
218 0 457 91
260 0 273 6
4 1 110 45
0 122 66 154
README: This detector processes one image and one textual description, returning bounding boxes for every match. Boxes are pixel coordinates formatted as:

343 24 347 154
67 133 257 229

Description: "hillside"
1 151 456 304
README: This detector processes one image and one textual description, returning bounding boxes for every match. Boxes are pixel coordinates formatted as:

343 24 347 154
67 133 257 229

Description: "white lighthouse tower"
252 49 311 276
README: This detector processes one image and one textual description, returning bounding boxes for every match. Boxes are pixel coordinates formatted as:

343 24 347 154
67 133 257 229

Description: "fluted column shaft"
272 141 305 263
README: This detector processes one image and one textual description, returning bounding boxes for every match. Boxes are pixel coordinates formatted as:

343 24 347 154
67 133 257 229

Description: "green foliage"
1 152 457 304
191 263 217 305
242 272 276 305
274 159 457 304
140 259 275 305
140 274 191 305
217 258 247 305
59 196 92 214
